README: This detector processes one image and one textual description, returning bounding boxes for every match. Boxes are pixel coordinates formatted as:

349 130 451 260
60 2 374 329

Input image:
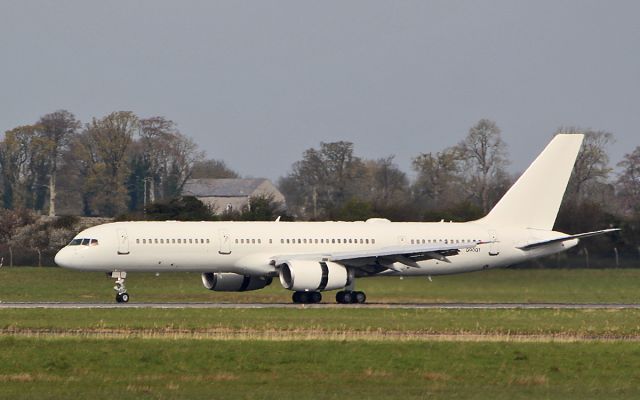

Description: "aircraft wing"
517 229 620 250
272 241 483 271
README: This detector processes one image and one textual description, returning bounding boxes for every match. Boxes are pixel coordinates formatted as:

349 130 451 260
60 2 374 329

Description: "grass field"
1 267 640 399
1 266 639 303
1 338 639 399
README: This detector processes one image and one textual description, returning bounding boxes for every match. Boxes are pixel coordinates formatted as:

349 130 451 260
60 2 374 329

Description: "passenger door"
117 229 130 255
219 230 232 255
488 230 499 256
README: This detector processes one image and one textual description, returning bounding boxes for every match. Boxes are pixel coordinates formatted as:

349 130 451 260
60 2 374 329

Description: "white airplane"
55 133 617 304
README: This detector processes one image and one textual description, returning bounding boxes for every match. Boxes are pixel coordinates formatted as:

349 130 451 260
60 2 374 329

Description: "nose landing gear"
110 271 130 303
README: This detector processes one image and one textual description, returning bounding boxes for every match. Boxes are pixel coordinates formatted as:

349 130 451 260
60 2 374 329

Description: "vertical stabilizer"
479 134 584 230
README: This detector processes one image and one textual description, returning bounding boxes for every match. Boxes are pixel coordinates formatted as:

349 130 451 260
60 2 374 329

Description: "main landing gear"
336 290 366 304
291 290 367 304
110 271 130 303
292 291 322 304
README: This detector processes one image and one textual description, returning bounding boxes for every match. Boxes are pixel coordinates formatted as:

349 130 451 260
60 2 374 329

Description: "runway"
1 302 640 309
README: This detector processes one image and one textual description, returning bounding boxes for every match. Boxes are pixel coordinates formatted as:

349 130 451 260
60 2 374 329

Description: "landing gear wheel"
115 292 130 303
342 291 353 304
336 290 366 304
292 291 322 304
310 291 322 304
111 271 129 304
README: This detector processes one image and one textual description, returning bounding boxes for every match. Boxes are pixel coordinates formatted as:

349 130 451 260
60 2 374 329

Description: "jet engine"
201 272 272 292
279 260 350 292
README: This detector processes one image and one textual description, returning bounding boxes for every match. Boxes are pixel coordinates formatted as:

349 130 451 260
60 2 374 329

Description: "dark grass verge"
2 308 640 338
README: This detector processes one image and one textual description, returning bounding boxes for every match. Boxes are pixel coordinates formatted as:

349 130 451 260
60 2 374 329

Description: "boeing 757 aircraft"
55 134 617 304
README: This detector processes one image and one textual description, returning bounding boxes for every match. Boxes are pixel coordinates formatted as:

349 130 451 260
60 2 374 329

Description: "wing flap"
271 241 482 268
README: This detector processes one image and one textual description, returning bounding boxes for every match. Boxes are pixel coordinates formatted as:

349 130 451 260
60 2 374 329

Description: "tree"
281 141 365 219
412 148 465 212
0 125 50 210
36 110 80 216
144 196 216 221
564 128 614 203
239 194 289 221
617 146 640 217
132 117 204 209
191 159 240 179
364 156 409 209
77 111 138 216
456 119 509 213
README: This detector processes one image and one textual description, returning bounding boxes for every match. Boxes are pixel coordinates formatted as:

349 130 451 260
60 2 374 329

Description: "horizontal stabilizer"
517 229 620 250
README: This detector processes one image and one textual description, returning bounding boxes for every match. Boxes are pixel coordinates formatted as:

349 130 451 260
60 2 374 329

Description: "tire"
354 291 366 304
115 293 122 303
342 291 353 304
335 291 345 304
311 292 322 304
120 293 130 303
298 292 310 304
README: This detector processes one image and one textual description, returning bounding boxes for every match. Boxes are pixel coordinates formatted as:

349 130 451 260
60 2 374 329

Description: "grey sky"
2 1 639 181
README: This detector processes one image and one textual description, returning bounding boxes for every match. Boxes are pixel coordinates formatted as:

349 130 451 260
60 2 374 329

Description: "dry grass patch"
422 372 451 382
509 374 549 386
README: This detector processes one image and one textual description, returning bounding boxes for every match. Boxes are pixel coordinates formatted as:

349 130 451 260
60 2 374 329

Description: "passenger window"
372 239 376 244
136 239 140 244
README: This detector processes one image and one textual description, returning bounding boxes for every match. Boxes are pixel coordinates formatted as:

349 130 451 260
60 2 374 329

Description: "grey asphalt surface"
1 302 639 309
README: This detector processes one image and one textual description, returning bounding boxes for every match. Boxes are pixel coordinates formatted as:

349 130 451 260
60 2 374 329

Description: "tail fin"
479 133 584 230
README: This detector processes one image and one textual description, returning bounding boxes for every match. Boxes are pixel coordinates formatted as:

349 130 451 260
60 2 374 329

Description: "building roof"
183 178 271 198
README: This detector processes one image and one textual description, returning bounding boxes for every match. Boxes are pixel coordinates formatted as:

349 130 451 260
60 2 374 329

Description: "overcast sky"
2 1 639 181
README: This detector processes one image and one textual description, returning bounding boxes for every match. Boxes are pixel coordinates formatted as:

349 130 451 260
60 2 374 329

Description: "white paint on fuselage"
54 220 577 277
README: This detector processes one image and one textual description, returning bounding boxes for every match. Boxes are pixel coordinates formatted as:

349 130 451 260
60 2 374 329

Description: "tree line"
1 110 639 264
0 110 237 217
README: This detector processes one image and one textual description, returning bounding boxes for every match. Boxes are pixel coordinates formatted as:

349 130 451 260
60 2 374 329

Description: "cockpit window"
68 238 99 246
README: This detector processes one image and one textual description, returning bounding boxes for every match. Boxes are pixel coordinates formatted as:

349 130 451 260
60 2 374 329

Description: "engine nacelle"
201 272 272 292
279 260 350 292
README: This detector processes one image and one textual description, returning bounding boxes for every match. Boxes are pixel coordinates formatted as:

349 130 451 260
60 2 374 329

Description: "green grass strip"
0 338 639 399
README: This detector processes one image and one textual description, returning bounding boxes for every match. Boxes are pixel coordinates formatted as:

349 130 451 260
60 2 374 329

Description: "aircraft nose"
54 247 76 269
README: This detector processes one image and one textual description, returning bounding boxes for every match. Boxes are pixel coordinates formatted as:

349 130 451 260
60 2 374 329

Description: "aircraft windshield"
68 238 99 246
